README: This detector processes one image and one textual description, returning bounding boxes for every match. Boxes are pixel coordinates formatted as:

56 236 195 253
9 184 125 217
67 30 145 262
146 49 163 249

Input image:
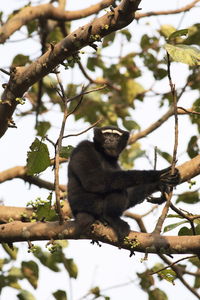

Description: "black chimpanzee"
68 126 180 240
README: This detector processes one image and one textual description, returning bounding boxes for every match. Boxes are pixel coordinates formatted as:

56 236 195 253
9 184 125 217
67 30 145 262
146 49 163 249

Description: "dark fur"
68 126 179 240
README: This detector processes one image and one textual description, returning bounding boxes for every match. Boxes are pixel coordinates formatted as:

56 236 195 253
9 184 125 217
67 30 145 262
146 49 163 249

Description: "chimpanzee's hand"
159 167 180 186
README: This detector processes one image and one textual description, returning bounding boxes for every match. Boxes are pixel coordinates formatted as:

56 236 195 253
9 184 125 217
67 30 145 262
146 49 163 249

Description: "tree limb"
0 155 199 223
0 0 116 43
0 153 199 188
0 219 200 255
128 106 195 144
136 0 200 19
0 0 141 139
0 158 67 192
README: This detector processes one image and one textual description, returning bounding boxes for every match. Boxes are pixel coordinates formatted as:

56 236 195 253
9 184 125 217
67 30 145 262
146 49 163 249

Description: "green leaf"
12 54 30 67
178 226 193 236
140 34 159 51
158 269 176 284
26 20 38 35
120 29 132 41
149 288 168 300
0 259 8 270
176 191 199 204
190 98 200 132
102 32 116 47
9 280 21 290
2 243 18 260
17 290 36 300
184 24 200 46
153 68 168 80
0 274 21 291
0 11 3 22
137 270 154 291
194 276 200 289
53 290 67 300
60 146 74 159
164 220 188 233
33 247 60 272
122 119 140 131
86 56 105 71
87 57 96 71
47 26 63 43
164 43 200 66
195 224 200 235
26 138 51 175
120 143 144 170
187 136 199 158
63 258 78 279
169 29 188 40
21 261 39 289
90 287 100 297
9 267 23 279
121 79 145 104
160 24 176 38
35 121 51 137
36 202 58 221
189 257 200 268
157 149 173 163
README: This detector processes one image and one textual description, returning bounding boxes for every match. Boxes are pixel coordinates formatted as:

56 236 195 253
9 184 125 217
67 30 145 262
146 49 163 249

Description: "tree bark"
0 0 141 138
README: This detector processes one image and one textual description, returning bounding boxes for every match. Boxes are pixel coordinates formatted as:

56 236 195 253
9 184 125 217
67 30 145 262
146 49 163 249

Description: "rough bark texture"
0 0 141 138
0 220 200 255
0 155 199 252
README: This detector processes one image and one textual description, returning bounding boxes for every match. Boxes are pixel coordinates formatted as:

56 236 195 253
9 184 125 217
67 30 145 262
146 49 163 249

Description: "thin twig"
123 211 147 233
136 0 200 19
54 72 68 224
54 81 105 223
45 136 56 147
152 192 173 234
66 85 107 103
177 106 200 116
166 52 178 174
160 254 200 300
78 61 120 91
0 68 10 75
150 255 197 275
154 146 157 170
170 203 196 235
152 53 179 234
62 119 102 140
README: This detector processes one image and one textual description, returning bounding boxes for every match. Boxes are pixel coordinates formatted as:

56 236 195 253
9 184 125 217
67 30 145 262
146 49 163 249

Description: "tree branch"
0 155 199 222
0 0 116 43
0 201 72 224
0 158 67 191
0 0 141 139
0 154 199 189
136 0 200 19
128 106 195 144
0 220 200 255
160 254 200 300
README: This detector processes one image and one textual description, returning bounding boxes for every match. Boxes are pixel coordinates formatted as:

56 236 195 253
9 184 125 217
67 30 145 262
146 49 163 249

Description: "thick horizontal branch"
136 0 200 19
0 220 200 254
178 154 200 182
0 0 141 139
0 157 67 191
0 201 72 223
0 155 199 223
1 0 199 43
0 0 115 43
0 154 199 189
